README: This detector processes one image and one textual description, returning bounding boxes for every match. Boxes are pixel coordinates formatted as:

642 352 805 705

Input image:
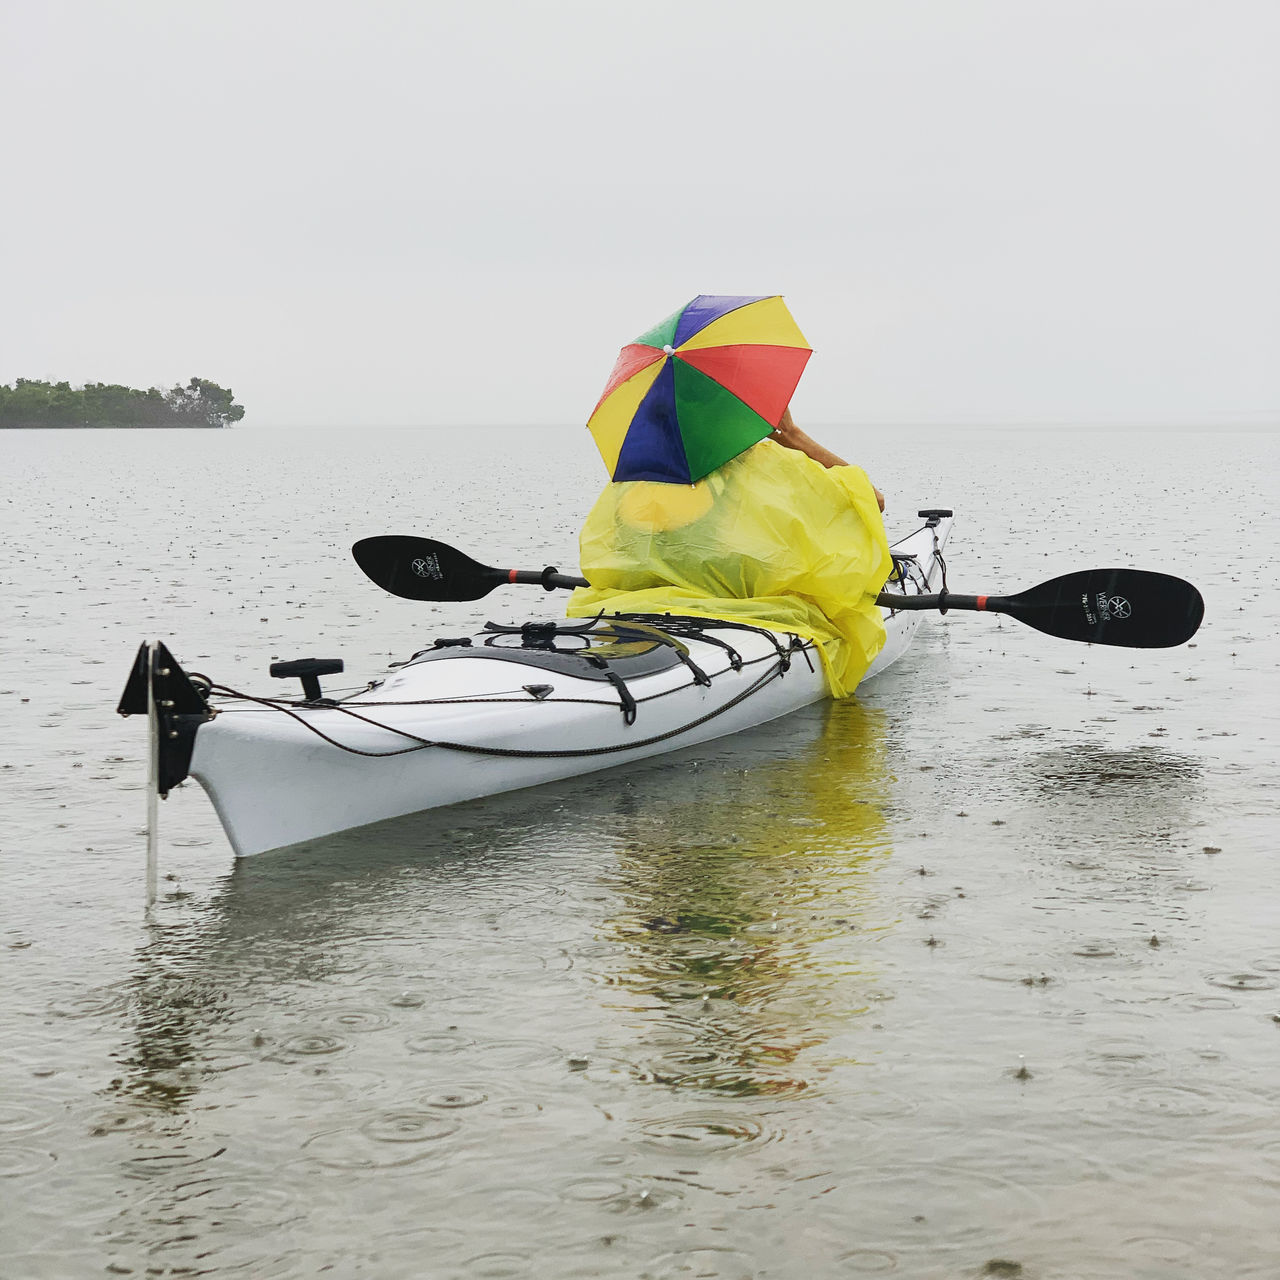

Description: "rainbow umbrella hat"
587 295 812 484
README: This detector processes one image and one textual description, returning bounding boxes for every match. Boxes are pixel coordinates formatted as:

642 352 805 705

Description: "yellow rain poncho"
566 439 893 698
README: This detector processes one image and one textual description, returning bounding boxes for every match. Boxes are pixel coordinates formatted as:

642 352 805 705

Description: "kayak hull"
192 628 828 858
173 515 952 857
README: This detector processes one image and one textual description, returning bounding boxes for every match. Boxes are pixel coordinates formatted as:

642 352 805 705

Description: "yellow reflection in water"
591 697 895 1097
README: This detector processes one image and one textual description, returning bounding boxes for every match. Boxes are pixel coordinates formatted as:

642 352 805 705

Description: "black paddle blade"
352 536 506 602
1001 568 1204 648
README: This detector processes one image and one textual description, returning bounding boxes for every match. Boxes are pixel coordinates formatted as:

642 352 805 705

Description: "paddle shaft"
523 575 985 613
524 578 1004 617
874 590 994 613
510 568 590 591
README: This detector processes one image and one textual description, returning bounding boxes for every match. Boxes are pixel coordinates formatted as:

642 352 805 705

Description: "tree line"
0 378 245 428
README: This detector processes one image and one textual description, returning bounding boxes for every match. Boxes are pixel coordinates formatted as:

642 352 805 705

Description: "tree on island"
0 377 245 428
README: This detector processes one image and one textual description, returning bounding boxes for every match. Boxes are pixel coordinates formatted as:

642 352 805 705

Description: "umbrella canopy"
587 295 812 484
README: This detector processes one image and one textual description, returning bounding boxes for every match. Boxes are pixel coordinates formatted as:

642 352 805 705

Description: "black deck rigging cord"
204 645 801 761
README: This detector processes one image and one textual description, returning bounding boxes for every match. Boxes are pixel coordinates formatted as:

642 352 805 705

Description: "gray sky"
3 0 1277 427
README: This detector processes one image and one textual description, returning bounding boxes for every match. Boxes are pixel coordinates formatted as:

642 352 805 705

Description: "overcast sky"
3 1 1277 427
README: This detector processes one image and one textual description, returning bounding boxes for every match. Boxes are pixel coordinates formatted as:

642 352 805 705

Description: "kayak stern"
117 641 215 796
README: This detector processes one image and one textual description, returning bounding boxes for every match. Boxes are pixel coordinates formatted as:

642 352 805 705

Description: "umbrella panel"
678 344 811 428
612 360 687 483
672 294 771 345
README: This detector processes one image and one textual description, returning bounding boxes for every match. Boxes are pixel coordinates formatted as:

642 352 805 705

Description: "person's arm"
772 408 886 511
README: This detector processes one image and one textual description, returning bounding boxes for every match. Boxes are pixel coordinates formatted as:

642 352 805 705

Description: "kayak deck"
192 620 830 857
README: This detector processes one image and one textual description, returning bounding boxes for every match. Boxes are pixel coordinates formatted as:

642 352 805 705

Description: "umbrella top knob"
662 344 676 356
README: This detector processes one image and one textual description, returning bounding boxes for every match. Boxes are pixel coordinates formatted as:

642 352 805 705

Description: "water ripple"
559 1175 629 1202
321 1004 395 1032
656 1065 811 1097
630 1111 773 1152
1078 1077 1271 1134
137 1174 305 1231
406 1030 475 1054
488 1098 546 1121
0 1102 54 1134
467 1182 558 1213
103 1242 307 1280
276 1031 350 1057
0 1146 56 1178
1072 942 1120 959
1184 993 1240 1011
47 984 133 1019
1078 1038 1166 1078
119 1142 227 1180
820 1162 1043 1247
476 1039 562 1069
836 1248 899 1273
302 1120 457 1170
388 990 427 1007
89 1107 160 1136
424 1085 489 1109
1206 971 1277 992
648 1245 756 1278
360 1109 462 1143
462 1251 533 1277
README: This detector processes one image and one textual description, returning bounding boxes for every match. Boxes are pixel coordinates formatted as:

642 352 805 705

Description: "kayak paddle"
874 568 1204 648
352 535 588 602
352 536 1204 649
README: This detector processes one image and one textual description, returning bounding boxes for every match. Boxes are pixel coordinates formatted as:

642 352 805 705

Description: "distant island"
0 377 244 429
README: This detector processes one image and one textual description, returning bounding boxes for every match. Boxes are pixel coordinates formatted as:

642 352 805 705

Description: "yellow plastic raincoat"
566 439 893 698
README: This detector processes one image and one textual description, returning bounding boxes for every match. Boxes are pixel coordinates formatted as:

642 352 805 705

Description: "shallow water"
2 425 1278 1278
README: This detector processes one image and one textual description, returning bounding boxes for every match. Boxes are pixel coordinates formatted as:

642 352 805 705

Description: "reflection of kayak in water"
112 695 897 1114
118 514 951 860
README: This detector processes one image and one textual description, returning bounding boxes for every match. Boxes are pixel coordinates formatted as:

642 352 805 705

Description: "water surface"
2 425 1278 1278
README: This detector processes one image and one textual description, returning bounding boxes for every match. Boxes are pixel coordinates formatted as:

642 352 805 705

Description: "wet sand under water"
2 425 1278 1279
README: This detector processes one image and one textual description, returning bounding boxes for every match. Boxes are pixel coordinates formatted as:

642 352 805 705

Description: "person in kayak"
566 407 892 699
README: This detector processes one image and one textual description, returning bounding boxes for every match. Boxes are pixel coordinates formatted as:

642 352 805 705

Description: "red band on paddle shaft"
976 595 988 611
508 569 518 583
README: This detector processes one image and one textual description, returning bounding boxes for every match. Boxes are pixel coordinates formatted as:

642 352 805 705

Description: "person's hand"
771 405 803 450
772 407 884 510
770 407 848 468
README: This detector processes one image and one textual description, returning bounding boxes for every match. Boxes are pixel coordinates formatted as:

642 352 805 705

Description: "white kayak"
120 512 953 859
